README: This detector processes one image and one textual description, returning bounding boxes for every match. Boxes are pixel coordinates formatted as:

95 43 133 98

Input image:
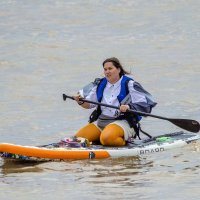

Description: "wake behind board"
0 131 199 162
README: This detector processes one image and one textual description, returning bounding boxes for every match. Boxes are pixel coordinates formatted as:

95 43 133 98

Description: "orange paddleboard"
0 132 199 161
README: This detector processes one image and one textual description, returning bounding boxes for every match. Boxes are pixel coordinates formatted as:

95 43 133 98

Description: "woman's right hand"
73 94 84 105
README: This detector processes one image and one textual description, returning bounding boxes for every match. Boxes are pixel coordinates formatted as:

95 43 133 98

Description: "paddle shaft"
63 94 200 133
63 94 184 120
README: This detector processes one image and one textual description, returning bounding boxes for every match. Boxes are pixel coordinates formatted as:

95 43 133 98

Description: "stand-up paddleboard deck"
0 131 199 162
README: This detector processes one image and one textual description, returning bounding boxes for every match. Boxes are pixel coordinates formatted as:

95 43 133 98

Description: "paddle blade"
169 118 200 133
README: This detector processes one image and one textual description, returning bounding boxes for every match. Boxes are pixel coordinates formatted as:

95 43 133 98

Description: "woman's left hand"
119 104 130 112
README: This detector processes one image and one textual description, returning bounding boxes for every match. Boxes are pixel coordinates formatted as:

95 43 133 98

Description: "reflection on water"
1 156 151 176
1 160 44 175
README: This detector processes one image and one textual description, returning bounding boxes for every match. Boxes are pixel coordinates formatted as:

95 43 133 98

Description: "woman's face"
103 62 121 84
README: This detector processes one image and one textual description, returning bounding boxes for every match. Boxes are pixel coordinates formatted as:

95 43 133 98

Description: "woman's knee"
100 123 125 146
75 123 101 142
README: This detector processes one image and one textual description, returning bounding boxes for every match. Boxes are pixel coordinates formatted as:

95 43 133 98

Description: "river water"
0 0 200 199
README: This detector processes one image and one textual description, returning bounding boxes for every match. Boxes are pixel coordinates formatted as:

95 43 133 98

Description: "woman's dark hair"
102 57 130 77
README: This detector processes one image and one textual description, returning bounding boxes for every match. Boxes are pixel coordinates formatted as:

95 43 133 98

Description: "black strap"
88 106 101 123
133 124 141 140
138 123 152 138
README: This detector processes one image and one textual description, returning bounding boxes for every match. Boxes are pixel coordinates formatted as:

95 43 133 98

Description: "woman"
73 57 156 146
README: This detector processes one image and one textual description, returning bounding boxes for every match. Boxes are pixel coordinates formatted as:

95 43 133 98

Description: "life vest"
89 75 151 139
96 75 133 103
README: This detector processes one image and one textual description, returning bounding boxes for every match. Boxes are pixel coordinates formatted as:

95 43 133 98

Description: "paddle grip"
63 94 74 101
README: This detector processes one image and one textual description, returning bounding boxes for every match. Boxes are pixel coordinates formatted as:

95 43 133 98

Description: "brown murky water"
0 1 200 199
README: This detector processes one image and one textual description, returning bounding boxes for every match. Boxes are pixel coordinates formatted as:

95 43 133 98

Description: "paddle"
63 94 200 133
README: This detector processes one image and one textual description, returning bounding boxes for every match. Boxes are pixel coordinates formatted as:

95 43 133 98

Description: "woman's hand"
73 94 84 105
120 104 130 112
